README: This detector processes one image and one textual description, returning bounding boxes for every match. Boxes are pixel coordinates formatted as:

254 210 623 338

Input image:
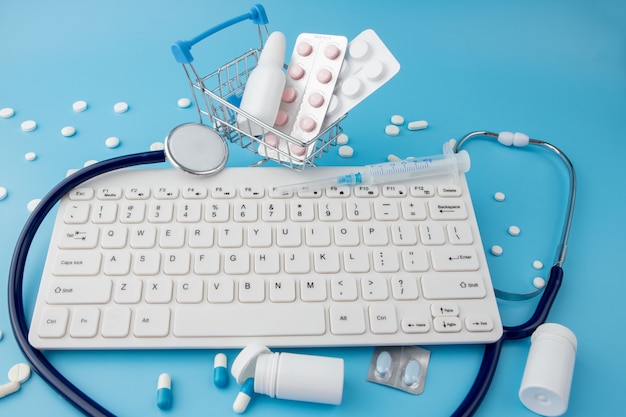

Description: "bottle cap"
231 343 272 385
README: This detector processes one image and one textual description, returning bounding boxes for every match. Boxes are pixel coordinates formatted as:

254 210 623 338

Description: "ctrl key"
38 307 69 338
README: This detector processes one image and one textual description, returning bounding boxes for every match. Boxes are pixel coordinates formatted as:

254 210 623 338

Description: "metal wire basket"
171 4 345 170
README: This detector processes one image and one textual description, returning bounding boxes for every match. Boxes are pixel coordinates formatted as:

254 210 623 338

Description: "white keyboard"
29 167 503 349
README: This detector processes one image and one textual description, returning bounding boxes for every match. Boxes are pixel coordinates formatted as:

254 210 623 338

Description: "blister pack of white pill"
275 33 348 151
323 29 400 130
367 346 430 395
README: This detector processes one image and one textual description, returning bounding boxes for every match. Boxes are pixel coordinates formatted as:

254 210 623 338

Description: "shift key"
46 279 112 304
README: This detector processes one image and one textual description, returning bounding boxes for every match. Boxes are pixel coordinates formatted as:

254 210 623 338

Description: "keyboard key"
102 307 131 338
38 307 69 338
133 307 171 337
368 304 398 334
46 279 111 304
430 248 480 271
329 304 366 335
51 252 102 276
421 273 487 299
69 307 100 338
174 304 326 336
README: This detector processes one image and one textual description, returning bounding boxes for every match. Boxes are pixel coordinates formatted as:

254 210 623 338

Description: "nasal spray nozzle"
276 142 471 192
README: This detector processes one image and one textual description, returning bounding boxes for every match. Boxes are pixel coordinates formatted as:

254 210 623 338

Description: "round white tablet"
25 152 37 161
533 277 546 289
0 187 8 200
150 142 165 151
114 102 129 113
494 192 506 202
72 100 88 112
8 363 31 384
84 160 98 167
177 97 192 108
508 225 521 236
61 126 76 137
490 245 503 256
391 115 404 125
21 120 37 132
533 260 544 270
336 133 349 145
27 199 40 212
338 145 354 158
385 125 400 136
0 107 15 118
105 136 120 148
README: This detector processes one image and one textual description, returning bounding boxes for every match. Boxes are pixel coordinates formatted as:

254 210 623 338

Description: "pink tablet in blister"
275 33 348 149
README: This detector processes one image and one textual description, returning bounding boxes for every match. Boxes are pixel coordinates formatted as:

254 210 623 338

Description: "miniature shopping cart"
171 4 346 170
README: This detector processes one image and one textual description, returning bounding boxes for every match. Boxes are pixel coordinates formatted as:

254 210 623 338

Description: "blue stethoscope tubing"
451 131 576 417
7 131 576 417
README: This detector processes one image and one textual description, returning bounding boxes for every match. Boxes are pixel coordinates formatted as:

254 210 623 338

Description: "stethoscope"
7 126 575 417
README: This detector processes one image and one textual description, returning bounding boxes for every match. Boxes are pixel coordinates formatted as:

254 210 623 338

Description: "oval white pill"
105 136 120 148
407 120 428 131
533 277 546 289
84 160 98 167
336 133 349 145
114 102 129 113
177 97 191 108
61 126 76 137
533 260 544 270
490 245 503 256
338 145 354 158
0 381 20 399
21 120 37 132
72 100 88 112
0 187 7 200
8 363 31 384
0 107 15 118
494 192 506 202
391 115 404 125
27 199 41 212
508 225 521 236
385 125 400 136
25 152 37 161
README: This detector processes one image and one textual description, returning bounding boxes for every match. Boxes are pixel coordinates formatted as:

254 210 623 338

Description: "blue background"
1 0 625 415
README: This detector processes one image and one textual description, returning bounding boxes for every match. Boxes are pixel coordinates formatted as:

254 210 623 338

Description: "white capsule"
385 124 400 136
407 120 428 131
0 381 20 399
156 373 172 410
214 353 229 388
233 379 255 414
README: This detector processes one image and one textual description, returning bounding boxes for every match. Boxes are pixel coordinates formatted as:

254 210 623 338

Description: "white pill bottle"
237 31 286 136
519 323 577 416
232 343 344 406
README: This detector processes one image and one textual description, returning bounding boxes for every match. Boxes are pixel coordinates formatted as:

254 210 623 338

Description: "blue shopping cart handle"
171 4 269 64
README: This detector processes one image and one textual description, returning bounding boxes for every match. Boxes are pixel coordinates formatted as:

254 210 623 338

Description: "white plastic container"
237 31 286 136
519 323 577 416
231 343 344 406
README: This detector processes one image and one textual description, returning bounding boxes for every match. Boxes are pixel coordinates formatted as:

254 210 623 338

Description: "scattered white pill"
61 126 76 137
385 124 400 136
72 100 88 112
113 101 129 113
336 133 349 145
177 97 192 108
84 160 98 167
494 192 506 202
533 277 546 289
27 199 40 212
407 120 428 131
24 152 37 161
150 142 165 151
508 225 521 236
8 363 31 384
0 107 15 118
233 379 255 414
156 373 173 410
338 145 354 158
490 245 503 256
105 136 120 148
391 115 405 125
0 329 3 340
387 154 401 162
533 260 544 270
0 187 6 200
21 120 37 132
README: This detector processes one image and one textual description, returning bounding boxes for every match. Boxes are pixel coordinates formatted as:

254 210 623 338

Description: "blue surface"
1 1 624 415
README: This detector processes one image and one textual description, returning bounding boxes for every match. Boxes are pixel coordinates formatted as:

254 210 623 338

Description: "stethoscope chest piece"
165 123 229 175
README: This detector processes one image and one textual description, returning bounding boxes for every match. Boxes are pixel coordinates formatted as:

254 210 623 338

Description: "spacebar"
174 304 327 337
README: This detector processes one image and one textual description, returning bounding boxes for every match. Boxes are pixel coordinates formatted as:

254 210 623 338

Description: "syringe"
277 143 471 192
